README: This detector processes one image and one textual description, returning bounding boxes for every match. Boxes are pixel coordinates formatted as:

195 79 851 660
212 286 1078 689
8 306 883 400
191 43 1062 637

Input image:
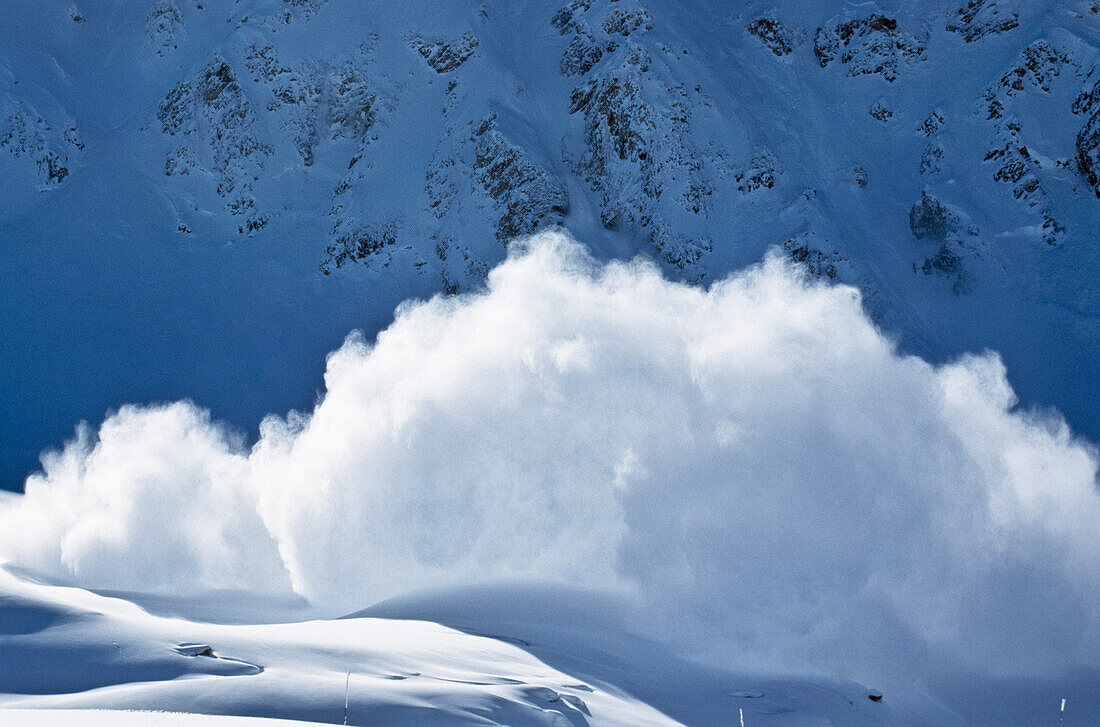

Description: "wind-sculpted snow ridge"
2 232 1099 689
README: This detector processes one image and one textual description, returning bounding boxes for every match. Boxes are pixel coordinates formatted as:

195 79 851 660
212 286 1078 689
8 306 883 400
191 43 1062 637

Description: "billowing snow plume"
2 231 1098 679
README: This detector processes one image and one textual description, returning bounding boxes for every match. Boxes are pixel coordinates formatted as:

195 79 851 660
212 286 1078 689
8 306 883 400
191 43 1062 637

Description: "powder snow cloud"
2 231 1098 680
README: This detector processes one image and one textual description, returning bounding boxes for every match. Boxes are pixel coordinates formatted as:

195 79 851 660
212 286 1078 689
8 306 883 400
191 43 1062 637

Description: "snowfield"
0 571 678 727
2 569 1098 725
2 711 332 726
0 570 876 726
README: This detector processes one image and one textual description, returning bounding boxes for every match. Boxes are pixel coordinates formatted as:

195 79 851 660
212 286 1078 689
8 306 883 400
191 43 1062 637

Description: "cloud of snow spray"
2 231 1099 680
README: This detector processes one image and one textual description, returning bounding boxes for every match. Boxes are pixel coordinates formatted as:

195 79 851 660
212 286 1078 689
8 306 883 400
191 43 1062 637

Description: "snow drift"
2 231 1098 681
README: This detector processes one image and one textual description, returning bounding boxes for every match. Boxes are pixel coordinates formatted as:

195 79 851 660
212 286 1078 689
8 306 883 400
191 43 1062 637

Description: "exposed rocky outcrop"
563 32 616 76
946 0 1020 43
321 220 400 273
917 109 945 138
425 115 568 248
920 141 944 175
156 56 272 225
158 37 392 244
0 98 80 187
246 43 322 165
568 47 713 267
814 15 925 82
976 40 1074 242
909 192 974 292
735 149 779 193
746 18 795 57
602 8 653 37
557 2 718 271
1074 73 1100 197
909 191 957 242
552 0 592 35
244 41 379 167
917 244 963 282
410 32 479 73
145 1 182 57
472 117 569 242
260 0 327 28
987 40 1071 102
22 0 1096 292
561 32 613 76
784 237 843 281
868 100 893 122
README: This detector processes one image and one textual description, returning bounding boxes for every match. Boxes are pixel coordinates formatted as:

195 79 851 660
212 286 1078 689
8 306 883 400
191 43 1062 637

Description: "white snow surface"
0 570 679 727
1 568 1097 725
3 710 331 726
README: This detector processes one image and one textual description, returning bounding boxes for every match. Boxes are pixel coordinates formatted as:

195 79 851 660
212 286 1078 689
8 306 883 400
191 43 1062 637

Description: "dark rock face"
561 32 611 76
1041 209 1066 243
920 142 944 176
568 44 712 269
991 40 1070 98
919 245 961 275
602 8 653 37
145 1 182 57
814 14 925 82
909 193 973 293
946 0 1019 43
411 32 479 73
157 56 272 225
784 238 841 281
917 244 969 295
552 0 593 35
200 59 235 104
556 2 716 272
572 68 651 172
471 117 570 242
746 18 795 57
1075 77 1100 197
0 105 71 187
736 150 779 193
321 221 399 273
974 39 1072 241
39 0 1092 293
917 110 945 138
868 101 893 122
1077 121 1100 196
909 192 954 242
244 40 377 168
424 114 568 266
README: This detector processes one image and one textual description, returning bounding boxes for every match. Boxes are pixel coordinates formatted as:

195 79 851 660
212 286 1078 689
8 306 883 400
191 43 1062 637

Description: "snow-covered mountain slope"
11 568 1096 727
2 712 330 726
3 568 1098 725
2 0 1100 492
0 570 681 727
0 569 889 726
